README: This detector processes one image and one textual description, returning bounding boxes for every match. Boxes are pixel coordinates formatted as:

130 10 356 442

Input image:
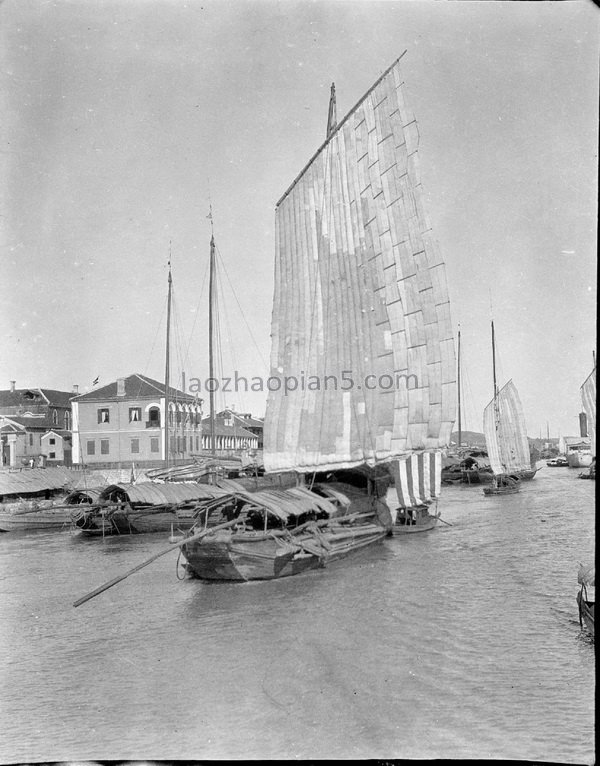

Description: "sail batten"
483 380 531 474
264 56 456 473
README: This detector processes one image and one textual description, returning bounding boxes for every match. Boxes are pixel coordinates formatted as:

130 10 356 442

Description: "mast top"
326 82 337 139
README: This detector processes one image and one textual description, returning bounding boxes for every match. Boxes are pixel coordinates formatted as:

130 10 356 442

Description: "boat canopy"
98 482 226 506
483 380 531 475
65 487 104 505
204 486 347 522
0 467 95 498
263 54 456 474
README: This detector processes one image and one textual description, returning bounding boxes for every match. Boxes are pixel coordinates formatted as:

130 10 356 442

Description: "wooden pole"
457 326 462 449
73 517 239 608
164 257 173 469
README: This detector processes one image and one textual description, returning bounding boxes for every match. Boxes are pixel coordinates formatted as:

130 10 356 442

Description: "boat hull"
567 452 593 468
181 522 386 581
483 485 520 495
515 468 538 480
0 510 73 531
392 514 439 534
577 590 595 638
72 507 198 536
391 505 440 534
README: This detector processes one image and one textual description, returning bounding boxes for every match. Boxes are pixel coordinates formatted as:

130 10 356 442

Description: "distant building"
201 410 261 454
71 373 203 468
217 409 264 448
558 435 591 454
0 382 77 467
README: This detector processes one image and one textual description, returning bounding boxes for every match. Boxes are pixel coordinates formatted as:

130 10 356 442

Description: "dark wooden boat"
577 564 594 639
392 503 439 533
546 457 568 467
0 499 73 531
180 483 390 581
482 473 521 496
69 482 226 535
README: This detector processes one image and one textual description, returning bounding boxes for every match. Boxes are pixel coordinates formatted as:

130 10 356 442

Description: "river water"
0 464 594 763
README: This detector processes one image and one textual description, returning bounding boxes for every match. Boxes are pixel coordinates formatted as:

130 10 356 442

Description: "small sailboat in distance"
482 322 531 495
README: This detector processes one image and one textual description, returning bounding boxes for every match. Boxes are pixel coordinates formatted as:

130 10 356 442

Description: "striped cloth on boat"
391 451 441 509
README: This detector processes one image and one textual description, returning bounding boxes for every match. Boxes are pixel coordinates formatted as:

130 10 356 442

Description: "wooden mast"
164 257 172 469
491 320 498 401
457 326 462 449
326 83 337 138
208 233 216 457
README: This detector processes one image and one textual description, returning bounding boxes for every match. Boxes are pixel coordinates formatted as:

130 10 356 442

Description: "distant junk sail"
263 54 456 474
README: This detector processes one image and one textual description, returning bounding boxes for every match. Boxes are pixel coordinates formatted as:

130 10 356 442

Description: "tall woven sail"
391 451 441 509
264 55 456 473
580 366 596 457
483 380 530 475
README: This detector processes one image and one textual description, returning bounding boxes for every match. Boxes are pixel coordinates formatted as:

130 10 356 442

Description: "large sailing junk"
178 53 457 580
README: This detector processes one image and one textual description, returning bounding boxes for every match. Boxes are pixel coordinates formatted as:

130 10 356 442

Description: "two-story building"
200 410 261 454
216 409 264 449
0 382 76 467
71 373 203 468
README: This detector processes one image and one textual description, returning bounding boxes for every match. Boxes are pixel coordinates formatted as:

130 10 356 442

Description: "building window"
131 438 139 454
100 439 109 455
195 435 199 451
52 409 58 425
49 452 56 459
148 407 160 427
29 434 33 446
98 408 110 424
64 411 71 430
150 437 159 453
190 436 193 452
49 438 55 445
129 407 141 423
87 441 95 455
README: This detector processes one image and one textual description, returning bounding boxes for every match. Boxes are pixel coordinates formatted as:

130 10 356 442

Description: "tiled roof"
72 373 201 404
0 415 52 430
216 410 264 429
0 388 75 409
201 415 257 439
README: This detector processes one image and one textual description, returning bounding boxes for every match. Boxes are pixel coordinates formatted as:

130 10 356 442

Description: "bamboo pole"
73 517 239 608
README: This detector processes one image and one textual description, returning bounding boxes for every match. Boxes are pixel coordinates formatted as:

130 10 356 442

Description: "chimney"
72 384 79 394
10 380 15 392
117 377 126 397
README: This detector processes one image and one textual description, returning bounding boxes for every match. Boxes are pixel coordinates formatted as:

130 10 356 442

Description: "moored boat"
576 563 594 639
482 473 520 496
180 54 457 580
546 456 568 467
389 452 442 534
181 484 390 581
0 498 74 531
70 481 227 535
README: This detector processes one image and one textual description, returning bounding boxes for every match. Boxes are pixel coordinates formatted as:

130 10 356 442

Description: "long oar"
73 518 239 608
437 516 453 527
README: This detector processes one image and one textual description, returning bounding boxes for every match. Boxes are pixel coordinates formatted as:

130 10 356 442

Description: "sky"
1 0 597 439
